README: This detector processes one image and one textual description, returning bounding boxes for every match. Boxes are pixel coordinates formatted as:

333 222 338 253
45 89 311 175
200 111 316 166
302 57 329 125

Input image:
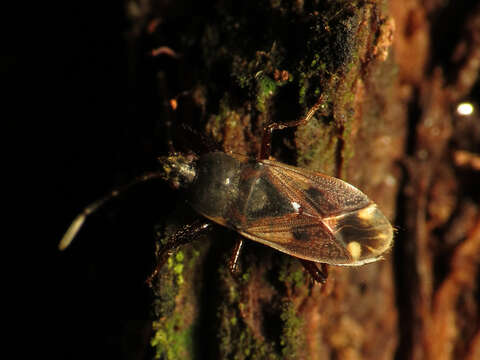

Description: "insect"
59 96 393 284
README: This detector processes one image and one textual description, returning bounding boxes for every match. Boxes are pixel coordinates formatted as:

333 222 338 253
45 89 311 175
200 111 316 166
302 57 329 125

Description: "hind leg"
300 260 328 284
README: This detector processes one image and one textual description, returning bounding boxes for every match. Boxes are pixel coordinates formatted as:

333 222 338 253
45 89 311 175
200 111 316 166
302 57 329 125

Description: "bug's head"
158 152 198 190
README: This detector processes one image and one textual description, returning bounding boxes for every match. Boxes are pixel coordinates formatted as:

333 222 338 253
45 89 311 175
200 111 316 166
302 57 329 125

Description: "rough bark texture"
115 0 479 359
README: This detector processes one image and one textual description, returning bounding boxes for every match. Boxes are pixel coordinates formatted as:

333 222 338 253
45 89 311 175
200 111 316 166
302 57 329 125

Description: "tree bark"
124 0 480 359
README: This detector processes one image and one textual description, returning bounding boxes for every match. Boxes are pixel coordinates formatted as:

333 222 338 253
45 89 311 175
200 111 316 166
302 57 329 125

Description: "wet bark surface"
53 0 480 359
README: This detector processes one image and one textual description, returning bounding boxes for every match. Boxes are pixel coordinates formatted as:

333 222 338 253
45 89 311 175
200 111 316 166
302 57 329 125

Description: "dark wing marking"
239 213 352 264
262 159 371 217
239 160 380 264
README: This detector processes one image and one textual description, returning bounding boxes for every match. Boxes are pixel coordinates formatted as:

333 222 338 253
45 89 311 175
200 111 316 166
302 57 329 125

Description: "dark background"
38 2 174 359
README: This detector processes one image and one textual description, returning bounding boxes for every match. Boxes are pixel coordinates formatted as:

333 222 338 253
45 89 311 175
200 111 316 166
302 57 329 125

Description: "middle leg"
228 237 245 278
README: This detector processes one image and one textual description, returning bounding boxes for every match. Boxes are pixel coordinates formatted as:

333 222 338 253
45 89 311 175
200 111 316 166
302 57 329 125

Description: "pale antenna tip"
58 214 86 251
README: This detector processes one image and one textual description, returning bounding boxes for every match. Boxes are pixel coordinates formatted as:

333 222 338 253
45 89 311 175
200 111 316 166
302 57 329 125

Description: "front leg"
259 94 328 160
146 220 212 287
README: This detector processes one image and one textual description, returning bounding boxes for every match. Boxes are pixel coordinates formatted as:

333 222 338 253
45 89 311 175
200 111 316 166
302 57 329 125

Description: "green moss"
175 251 184 262
151 313 195 360
278 258 305 288
218 302 279 360
215 266 280 360
151 274 185 359
294 1 365 175
150 237 206 359
167 250 185 286
279 301 305 359
206 96 235 144
298 75 308 106
296 119 339 175
255 73 277 113
187 249 200 268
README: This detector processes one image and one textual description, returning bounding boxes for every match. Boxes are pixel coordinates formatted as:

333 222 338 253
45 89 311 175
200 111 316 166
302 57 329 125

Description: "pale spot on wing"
357 204 376 220
291 201 301 213
347 241 362 260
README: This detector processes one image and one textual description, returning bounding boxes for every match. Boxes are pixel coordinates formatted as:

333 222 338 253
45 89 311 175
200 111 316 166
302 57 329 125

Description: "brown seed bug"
59 95 394 284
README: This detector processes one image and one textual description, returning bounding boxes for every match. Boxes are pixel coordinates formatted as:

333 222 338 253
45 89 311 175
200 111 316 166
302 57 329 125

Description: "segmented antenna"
58 172 165 250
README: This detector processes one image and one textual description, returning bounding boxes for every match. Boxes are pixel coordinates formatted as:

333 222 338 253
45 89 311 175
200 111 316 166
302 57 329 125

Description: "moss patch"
150 232 204 359
279 301 305 359
217 302 279 360
151 313 195 360
278 257 306 289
